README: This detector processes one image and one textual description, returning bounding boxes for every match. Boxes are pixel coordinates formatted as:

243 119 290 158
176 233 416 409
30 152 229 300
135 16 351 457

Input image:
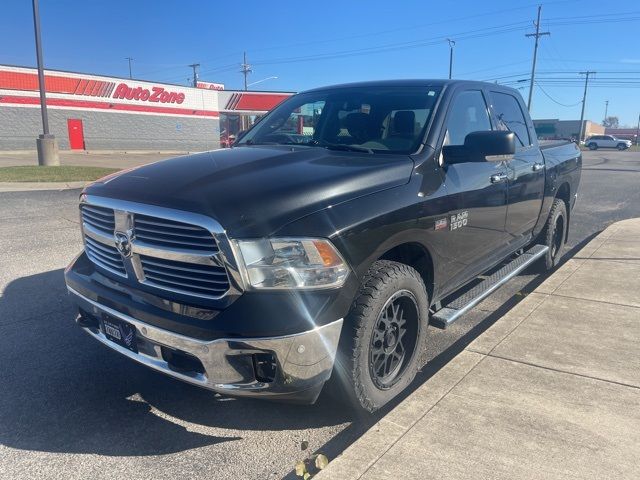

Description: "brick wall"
0 106 220 151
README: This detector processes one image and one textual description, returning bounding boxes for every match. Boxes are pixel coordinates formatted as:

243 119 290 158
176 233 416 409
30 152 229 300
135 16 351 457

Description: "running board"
430 244 549 329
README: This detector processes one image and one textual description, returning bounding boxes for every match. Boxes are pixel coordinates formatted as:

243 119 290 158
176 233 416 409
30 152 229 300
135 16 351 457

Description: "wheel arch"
378 242 435 302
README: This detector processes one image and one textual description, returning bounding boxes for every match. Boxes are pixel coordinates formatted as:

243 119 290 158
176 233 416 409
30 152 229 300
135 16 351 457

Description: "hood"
85 146 414 237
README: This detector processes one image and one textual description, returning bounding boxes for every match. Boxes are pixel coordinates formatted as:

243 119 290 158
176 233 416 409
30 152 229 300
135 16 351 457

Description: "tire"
588 143 598 150
331 260 429 413
537 198 568 271
617 143 627 151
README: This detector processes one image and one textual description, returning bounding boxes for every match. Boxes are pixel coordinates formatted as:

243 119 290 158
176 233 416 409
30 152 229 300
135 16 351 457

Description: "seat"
382 111 416 151
391 111 416 138
343 112 372 143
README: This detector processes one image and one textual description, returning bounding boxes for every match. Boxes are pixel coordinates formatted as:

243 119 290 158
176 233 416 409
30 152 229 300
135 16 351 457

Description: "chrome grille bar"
78 195 242 301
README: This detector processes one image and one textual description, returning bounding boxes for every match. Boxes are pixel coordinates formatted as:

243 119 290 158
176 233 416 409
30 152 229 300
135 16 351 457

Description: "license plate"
101 315 138 353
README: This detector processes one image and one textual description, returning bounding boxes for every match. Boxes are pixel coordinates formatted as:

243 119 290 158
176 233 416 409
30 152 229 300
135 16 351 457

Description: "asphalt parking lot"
1 150 639 480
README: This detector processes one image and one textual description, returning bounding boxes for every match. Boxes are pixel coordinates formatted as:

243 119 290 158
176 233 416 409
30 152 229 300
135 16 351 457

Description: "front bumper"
68 286 343 403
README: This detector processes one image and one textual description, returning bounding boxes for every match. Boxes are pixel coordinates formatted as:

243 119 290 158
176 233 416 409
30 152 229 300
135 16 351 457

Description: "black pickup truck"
65 80 581 412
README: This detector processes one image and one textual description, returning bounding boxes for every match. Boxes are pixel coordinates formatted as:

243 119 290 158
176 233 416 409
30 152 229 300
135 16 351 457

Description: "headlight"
234 238 349 290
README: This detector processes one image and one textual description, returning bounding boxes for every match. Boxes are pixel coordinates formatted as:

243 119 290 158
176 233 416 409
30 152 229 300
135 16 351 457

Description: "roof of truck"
303 79 507 93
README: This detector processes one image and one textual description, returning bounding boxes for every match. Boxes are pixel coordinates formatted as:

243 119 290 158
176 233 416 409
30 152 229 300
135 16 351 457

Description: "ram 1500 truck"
65 80 581 412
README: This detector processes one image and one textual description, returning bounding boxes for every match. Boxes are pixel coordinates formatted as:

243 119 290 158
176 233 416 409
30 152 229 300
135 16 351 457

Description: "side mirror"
464 131 516 162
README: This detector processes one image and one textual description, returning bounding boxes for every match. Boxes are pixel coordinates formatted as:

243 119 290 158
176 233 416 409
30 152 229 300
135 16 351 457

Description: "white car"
585 135 632 150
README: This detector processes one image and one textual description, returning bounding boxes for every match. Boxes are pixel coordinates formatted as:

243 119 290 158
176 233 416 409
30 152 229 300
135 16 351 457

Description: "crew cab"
65 80 581 412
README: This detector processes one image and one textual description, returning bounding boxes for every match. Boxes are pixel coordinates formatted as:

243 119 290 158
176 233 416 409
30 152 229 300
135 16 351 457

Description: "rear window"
490 91 531 147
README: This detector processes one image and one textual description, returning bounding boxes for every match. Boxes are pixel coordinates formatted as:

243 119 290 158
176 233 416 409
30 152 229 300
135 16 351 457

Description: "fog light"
253 353 277 383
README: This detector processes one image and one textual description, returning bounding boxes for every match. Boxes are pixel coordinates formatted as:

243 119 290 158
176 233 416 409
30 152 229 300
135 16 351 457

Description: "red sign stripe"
0 70 80 94
83 80 96 95
234 93 289 111
0 95 219 117
75 79 88 94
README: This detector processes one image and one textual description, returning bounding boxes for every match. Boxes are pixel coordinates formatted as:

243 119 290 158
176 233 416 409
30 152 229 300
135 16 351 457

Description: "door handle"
532 162 544 172
490 172 508 183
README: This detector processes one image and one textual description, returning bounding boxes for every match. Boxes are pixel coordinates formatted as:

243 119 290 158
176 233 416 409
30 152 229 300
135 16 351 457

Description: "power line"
535 81 582 107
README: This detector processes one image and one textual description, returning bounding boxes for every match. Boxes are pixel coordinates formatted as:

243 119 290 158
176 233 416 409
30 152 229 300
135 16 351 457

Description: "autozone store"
0 64 293 151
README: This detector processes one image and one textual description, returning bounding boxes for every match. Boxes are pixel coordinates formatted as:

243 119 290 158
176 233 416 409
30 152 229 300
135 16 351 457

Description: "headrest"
393 111 415 135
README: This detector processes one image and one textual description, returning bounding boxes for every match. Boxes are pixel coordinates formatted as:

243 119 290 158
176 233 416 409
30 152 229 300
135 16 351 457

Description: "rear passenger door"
489 90 544 246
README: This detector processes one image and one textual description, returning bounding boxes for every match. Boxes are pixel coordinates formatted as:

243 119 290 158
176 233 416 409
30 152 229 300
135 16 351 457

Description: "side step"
430 244 549 329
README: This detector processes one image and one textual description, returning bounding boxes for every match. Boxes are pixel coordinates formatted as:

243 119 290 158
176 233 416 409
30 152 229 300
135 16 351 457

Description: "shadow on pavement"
0 269 350 457
0 232 600 463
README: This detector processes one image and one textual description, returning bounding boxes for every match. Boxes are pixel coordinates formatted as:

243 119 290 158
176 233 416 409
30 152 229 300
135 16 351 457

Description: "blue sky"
2 0 639 125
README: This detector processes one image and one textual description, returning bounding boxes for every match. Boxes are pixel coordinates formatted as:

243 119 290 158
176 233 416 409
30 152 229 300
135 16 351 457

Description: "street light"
247 76 278 88
32 0 59 165
446 39 455 79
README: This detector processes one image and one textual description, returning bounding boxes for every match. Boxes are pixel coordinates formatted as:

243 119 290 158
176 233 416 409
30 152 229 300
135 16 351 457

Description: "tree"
603 116 619 128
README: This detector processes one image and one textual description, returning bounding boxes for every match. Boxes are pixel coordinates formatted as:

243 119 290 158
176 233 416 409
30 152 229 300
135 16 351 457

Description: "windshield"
237 86 441 154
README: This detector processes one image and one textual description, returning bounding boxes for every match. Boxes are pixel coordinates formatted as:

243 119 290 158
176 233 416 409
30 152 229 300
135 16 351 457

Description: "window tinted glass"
239 86 441 154
444 90 491 146
490 91 531 146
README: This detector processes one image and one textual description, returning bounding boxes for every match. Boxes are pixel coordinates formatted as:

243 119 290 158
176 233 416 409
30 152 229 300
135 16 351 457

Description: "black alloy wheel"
369 290 420 390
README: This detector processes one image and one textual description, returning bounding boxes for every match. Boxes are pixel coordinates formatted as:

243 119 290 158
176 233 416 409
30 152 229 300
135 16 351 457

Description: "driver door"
438 89 509 289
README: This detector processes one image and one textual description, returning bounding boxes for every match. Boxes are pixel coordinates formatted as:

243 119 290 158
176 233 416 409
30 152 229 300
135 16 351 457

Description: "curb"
0 150 195 155
0 181 88 192
315 220 631 480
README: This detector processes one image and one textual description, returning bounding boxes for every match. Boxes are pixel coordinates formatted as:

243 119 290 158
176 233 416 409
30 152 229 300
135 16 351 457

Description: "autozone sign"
112 83 185 104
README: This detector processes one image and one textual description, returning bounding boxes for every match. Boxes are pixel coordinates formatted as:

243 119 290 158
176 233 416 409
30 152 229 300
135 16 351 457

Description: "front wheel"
617 143 628 151
332 260 429 412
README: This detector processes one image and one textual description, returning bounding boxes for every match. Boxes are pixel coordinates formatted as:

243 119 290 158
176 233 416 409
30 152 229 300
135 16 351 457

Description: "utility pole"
32 0 58 165
125 57 133 79
603 100 609 125
578 71 596 143
240 52 252 91
525 5 550 112
188 63 200 87
636 113 640 146
446 39 455 79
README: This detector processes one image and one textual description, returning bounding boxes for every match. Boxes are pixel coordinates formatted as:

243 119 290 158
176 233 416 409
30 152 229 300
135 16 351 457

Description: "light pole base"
36 134 59 166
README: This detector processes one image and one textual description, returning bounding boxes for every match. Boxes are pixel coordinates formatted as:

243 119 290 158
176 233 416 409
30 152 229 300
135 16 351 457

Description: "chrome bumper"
68 287 343 402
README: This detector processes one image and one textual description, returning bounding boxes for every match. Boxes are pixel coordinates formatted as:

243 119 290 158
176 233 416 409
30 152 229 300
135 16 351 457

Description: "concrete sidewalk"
318 218 640 480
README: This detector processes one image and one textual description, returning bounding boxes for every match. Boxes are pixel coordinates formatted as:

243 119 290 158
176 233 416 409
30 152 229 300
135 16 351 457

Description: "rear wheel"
332 260 429 412
537 198 568 271
588 143 598 150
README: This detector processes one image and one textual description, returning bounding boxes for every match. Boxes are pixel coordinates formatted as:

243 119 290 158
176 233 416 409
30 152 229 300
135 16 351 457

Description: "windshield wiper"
306 140 374 154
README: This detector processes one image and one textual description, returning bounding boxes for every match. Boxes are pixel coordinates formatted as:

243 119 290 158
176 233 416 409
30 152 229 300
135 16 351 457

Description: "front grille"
81 204 115 236
79 201 232 299
84 235 126 276
140 255 230 297
134 214 218 252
